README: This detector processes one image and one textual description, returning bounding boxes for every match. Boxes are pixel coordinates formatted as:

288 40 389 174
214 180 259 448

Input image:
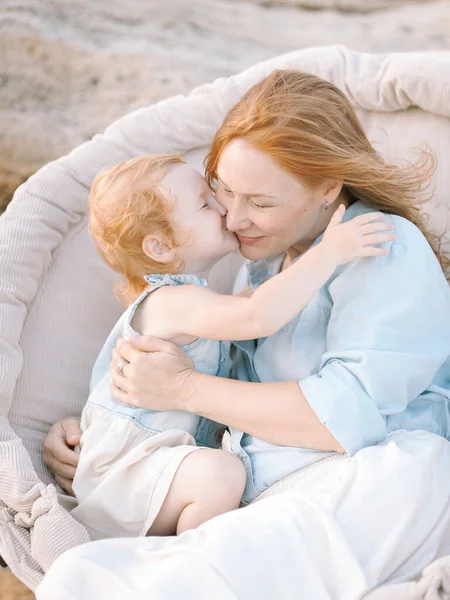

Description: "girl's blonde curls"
89 154 185 305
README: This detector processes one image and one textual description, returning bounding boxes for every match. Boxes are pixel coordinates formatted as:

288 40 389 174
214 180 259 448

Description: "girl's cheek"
215 191 229 211
207 210 221 227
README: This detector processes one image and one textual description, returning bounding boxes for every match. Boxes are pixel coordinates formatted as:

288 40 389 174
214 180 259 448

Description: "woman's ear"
322 180 343 203
142 234 176 264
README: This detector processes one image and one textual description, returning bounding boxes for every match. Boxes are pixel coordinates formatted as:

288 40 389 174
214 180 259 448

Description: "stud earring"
324 201 329 211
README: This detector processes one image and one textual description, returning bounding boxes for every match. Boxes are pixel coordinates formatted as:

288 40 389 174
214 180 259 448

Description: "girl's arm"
145 208 394 341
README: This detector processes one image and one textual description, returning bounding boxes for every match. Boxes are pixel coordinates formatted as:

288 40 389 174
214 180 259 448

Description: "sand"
0 0 449 211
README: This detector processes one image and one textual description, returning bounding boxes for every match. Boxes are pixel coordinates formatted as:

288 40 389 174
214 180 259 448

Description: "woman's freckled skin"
214 138 348 262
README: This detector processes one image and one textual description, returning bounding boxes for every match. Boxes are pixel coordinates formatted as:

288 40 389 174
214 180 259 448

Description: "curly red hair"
88 154 184 305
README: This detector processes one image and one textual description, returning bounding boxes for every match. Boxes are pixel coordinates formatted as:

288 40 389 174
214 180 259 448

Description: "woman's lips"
236 234 264 245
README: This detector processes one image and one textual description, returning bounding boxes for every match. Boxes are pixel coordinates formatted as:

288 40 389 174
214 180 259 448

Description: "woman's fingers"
111 383 137 406
115 338 143 363
42 447 78 474
114 337 181 367
62 417 82 446
111 348 130 375
51 461 77 480
111 337 180 401
110 358 131 393
52 440 79 468
42 446 77 490
128 335 181 355
110 336 192 410
43 451 68 477
55 475 75 497
43 420 80 468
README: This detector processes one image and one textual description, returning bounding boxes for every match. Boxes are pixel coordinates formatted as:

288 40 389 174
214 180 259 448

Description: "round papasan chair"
1 45 450 599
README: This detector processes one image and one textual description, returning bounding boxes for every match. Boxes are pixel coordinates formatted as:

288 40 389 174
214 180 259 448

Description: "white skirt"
38 430 450 600
71 404 202 540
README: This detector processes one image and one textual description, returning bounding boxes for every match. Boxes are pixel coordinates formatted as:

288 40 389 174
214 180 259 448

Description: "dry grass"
0 572 34 600
0 170 31 215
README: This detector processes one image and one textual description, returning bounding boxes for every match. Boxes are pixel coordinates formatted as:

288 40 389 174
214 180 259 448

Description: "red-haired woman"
39 71 450 600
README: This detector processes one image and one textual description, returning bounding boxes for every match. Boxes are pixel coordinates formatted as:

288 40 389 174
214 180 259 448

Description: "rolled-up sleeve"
299 236 450 455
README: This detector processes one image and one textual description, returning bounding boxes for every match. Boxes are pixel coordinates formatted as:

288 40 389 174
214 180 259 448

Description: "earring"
324 201 329 211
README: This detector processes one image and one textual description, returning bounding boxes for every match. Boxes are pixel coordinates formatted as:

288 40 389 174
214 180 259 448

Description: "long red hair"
205 70 447 272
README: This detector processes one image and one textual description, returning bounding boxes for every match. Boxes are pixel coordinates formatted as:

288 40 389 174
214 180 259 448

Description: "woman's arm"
110 337 343 451
183 372 345 450
147 209 392 341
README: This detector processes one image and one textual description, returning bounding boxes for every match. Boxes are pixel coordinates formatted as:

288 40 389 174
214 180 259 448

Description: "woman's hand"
110 336 196 411
42 417 81 496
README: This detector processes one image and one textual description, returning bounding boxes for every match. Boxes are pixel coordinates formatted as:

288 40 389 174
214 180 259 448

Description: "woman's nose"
226 200 251 232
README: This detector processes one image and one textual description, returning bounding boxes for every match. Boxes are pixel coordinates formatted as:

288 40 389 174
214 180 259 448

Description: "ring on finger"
117 359 130 377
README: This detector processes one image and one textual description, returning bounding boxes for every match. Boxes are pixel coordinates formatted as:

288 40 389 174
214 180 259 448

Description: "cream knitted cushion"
1 45 450 591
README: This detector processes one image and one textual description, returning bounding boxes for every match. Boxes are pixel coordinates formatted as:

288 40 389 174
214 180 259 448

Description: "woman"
39 71 450 599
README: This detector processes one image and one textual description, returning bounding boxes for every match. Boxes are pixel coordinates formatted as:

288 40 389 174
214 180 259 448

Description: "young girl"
71 153 394 541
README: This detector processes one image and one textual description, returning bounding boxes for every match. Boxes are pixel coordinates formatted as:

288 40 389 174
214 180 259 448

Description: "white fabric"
1 45 450 593
72 404 200 540
36 431 450 600
0 417 89 590
364 557 450 600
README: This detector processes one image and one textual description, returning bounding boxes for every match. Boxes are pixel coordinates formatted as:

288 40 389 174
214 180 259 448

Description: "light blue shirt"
231 201 450 503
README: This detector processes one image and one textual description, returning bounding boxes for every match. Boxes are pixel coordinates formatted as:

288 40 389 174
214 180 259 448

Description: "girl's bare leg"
147 449 246 536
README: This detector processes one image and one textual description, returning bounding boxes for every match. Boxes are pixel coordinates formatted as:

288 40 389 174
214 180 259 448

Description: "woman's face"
215 138 340 261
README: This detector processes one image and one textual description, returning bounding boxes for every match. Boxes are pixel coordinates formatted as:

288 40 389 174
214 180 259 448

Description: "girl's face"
160 163 239 272
215 138 342 261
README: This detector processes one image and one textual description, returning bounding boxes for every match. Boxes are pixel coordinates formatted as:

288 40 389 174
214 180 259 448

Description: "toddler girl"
71 154 394 540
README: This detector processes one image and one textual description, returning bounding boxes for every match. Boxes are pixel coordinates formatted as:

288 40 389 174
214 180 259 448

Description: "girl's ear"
142 234 177 264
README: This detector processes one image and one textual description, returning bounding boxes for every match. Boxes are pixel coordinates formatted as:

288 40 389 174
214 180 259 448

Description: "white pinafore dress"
71 273 231 540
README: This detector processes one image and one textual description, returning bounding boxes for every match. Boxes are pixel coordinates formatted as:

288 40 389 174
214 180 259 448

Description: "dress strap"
143 273 207 287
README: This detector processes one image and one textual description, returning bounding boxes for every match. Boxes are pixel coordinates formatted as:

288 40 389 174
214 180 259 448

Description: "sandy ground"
0 0 449 596
0 571 34 600
0 0 450 211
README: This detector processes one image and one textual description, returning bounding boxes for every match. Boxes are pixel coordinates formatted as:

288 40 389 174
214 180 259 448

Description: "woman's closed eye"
217 177 276 207
250 198 274 209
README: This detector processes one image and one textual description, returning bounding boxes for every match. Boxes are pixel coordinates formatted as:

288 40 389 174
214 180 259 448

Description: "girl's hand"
110 336 196 411
42 417 81 496
322 205 395 265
